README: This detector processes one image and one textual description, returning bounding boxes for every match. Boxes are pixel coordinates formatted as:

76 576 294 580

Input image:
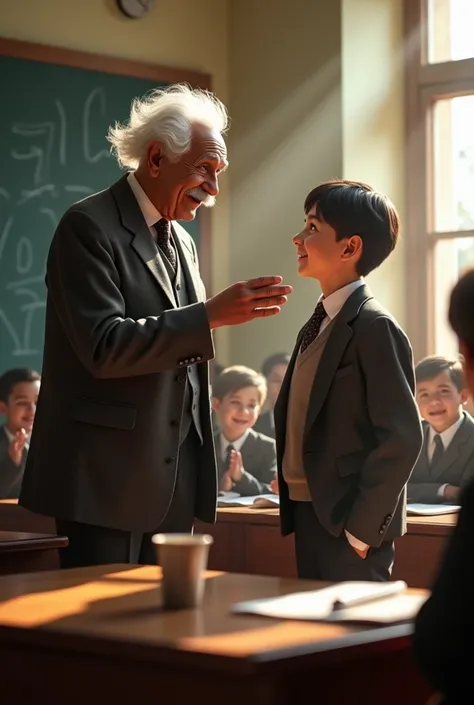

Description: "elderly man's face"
145 123 228 221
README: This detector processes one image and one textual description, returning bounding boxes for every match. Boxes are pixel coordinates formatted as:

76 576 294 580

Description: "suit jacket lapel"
172 223 201 303
110 176 176 308
304 284 373 437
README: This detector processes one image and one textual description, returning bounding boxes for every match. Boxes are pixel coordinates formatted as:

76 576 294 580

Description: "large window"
405 0 474 359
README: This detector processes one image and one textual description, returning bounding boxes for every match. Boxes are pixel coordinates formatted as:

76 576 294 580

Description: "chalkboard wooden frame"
0 37 213 292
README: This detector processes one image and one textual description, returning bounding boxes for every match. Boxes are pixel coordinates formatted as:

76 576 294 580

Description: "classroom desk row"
196 508 456 589
0 500 456 588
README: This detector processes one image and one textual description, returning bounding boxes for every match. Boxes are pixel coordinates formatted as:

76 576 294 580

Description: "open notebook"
406 503 460 516
217 493 280 508
231 580 427 624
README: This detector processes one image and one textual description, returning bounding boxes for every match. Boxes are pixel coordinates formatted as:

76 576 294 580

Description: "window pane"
433 237 474 355
432 95 474 232
428 0 474 63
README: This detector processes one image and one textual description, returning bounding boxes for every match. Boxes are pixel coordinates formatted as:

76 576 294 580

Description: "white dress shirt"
318 279 365 334
220 430 249 461
316 279 368 552
127 172 161 231
428 415 464 497
3 426 30 451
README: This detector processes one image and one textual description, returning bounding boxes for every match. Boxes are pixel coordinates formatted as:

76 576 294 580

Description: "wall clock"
117 0 155 19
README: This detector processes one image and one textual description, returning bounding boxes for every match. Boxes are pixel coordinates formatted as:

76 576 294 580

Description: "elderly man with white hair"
19 84 292 568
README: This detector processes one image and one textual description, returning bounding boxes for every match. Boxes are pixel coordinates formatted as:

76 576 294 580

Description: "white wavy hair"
107 83 229 169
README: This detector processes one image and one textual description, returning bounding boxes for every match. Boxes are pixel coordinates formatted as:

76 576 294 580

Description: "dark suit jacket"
19 175 217 532
274 284 423 547
215 428 277 496
0 426 26 499
414 479 474 704
253 410 275 439
408 413 474 504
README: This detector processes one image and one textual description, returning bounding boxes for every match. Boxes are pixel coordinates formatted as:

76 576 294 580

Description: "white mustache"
186 187 216 208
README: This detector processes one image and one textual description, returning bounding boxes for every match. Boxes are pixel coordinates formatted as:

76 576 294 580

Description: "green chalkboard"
0 40 211 377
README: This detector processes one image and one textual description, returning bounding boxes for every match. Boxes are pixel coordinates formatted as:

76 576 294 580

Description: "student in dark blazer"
408 355 474 505
0 368 40 499
19 85 292 569
254 353 290 439
414 269 474 704
274 180 423 582
212 366 277 496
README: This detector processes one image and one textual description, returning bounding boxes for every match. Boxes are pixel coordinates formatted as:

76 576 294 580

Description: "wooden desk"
0 531 68 575
196 508 456 588
0 499 56 533
0 564 431 704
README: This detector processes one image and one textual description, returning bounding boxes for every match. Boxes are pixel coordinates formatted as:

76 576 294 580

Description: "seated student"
0 368 40 499
254 353 290 439
212 365 277 496
408 355 474 505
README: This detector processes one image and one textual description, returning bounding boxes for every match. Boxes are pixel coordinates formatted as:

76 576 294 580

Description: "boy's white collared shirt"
219 429 249 461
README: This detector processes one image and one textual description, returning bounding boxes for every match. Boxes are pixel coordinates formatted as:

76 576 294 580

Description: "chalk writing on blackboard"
0 88 111 359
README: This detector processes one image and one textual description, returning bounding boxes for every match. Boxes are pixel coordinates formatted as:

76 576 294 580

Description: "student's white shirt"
427 414 464 497
3 426 29 451
318 279 365 335
427 415 464 460
219 429 249 461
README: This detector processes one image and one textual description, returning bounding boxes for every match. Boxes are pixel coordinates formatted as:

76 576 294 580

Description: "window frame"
404 0 474 359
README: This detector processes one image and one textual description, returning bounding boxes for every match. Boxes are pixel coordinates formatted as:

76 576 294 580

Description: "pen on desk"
331 580 407 611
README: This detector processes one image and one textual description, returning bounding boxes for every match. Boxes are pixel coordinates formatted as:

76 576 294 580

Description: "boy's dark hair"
212 365 267 405
0 368 41 403
304 179 400 277
261 353 290 379
449 268 474 357
415 355 465 392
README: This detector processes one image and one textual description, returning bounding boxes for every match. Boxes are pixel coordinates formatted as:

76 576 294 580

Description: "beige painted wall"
342 0 406 324
0 0 231 357
228 0 343 371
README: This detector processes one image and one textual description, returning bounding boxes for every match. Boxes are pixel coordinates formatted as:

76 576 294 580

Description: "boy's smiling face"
416 371 467 433
212 386 262 442
0 380 40 435
292 203 362 291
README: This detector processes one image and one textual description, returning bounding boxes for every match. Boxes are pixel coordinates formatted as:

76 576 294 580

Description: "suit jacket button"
379 529 384 534
190 357 195 363
184 359 189 364
196 356 202 361
164 457 175 464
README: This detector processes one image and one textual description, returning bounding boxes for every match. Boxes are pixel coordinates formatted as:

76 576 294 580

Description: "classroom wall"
228 0 343 370
1 0 406 372
0 0 231 358
228 0 406 371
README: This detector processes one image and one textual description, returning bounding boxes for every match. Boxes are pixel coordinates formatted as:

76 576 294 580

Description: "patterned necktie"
300 301 326 353
225 444 235 472
154 218 177 272
430 434 444 470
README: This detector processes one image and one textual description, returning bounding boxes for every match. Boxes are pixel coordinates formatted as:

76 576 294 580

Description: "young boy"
274 179 423 582
0 368 40 499
212 365 277 496
408 355 474 505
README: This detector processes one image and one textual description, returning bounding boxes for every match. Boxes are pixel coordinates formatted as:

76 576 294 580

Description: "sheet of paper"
407 503 460 516
231 581 427 624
